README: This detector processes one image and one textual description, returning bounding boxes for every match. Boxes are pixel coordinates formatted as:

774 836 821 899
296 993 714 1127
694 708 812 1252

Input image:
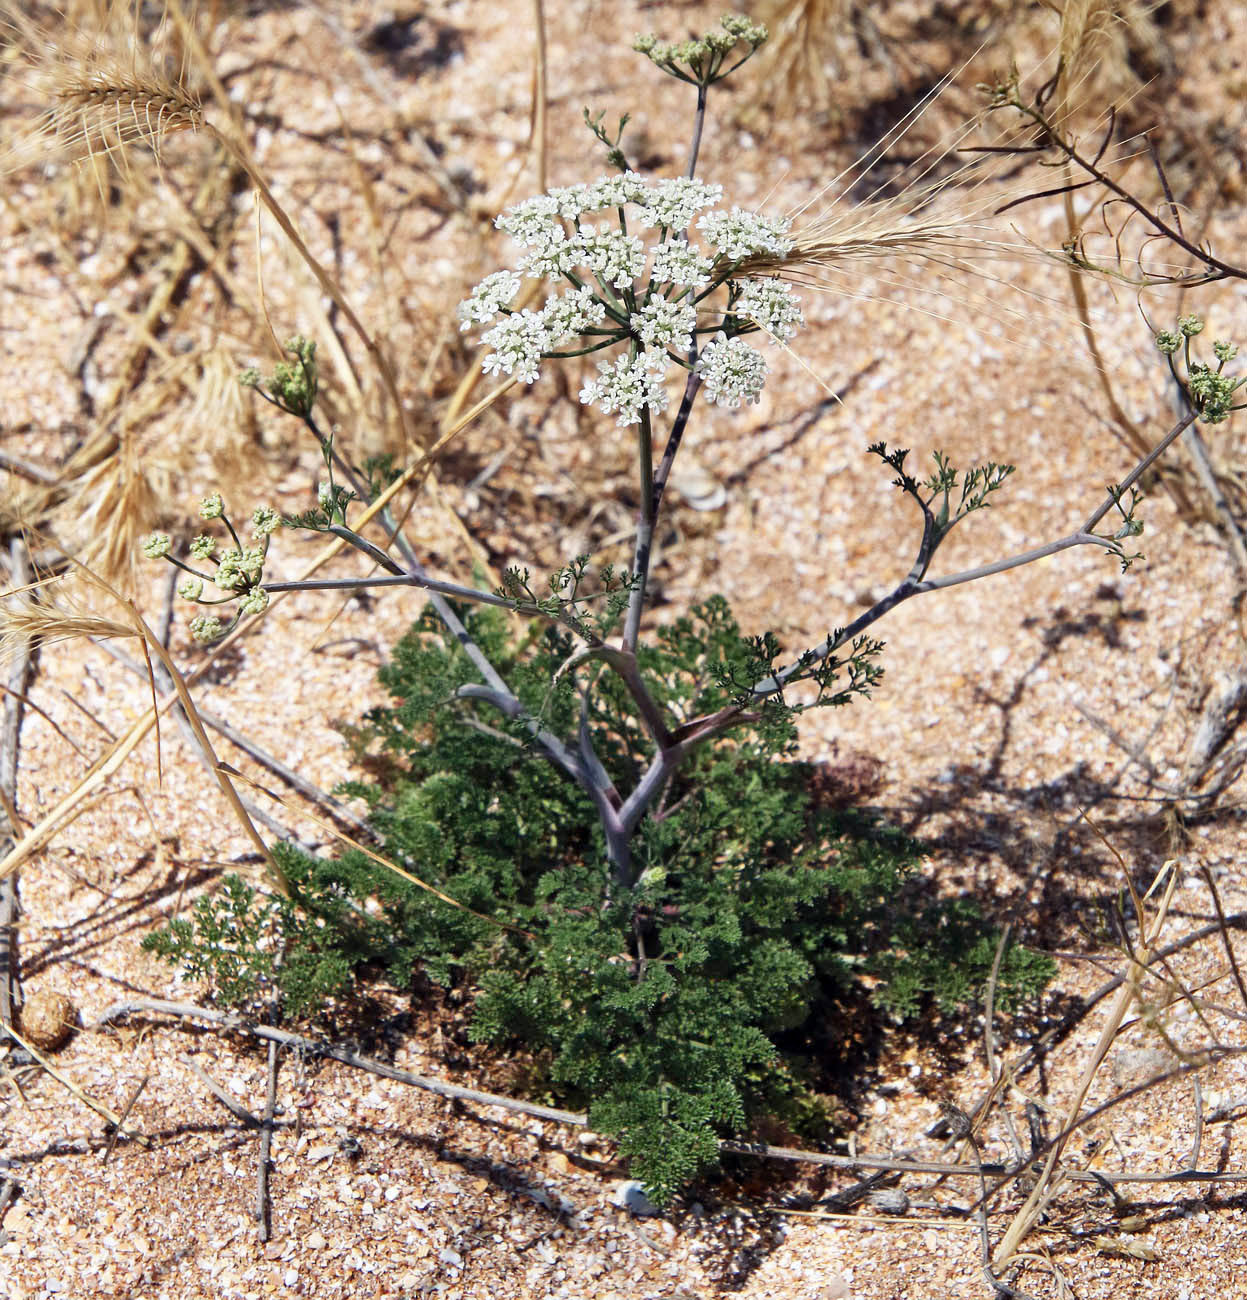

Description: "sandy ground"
4 1 1247 1296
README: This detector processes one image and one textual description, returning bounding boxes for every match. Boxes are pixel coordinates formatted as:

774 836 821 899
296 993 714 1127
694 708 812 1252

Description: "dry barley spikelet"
49 62 203 165
2 2 204 174
0 574 136 664
742 96 1070 340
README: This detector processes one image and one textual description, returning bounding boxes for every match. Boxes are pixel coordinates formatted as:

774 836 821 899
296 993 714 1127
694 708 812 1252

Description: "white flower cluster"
732 278 804 343
459 172 803 423
481 310 551 384
695 333 768 408
651 240 713 289
457 270 521 329
580 353 670 427
633 297 697 350
639 177 723 230
697 208 792 260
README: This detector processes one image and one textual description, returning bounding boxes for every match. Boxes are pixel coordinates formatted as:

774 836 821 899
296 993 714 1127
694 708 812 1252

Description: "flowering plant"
141 12 1240 886
129 8 1247 1206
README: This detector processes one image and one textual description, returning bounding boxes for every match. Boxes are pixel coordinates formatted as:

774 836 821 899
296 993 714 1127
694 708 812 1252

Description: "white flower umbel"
495 193 561 244
570 224 648 290
461 172 807 416
586 171 649 210
697 207 793 260
541 287 608 344
731 278 804 342
650 240 713 289
695 332 768 408
481 310 553 384
580 352 671 426
639 177 723 231
457 270 522 330
633 297 697 351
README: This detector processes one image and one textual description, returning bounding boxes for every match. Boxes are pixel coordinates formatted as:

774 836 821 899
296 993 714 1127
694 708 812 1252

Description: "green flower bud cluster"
1156 316 1246 424
1154 330 1181 355
189 615 223 643
240 336 318 419
215 545 265 590
1187 363 1244 423
633 13 767 85
139 492 280 643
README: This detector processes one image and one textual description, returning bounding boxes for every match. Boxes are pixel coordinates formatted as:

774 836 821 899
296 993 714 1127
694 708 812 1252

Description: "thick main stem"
622 405 655 653
621 375 702 655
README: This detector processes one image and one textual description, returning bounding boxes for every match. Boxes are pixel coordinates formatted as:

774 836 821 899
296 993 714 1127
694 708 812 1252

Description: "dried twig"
0 540 33 1030
178 1052 262 1127
2 1021 149 1145
934 912 1247 1139
257 1040 279 1242
96 639 373 837
102 1073 150 1165
1201 864 1247 1015
97 998 586 1125
95 999 1247 1197
0 451 58 484
991 861 1180 1269
0 1174 19 1245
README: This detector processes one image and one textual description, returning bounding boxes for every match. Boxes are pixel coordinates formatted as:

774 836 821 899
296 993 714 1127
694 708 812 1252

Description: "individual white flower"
518 227 575 280
633 296 697 351
697 207 792 260
541 287 609 344
189 614 224 643
251 505 281 536
569 224 648 289
580 351 671 426
317 480 333 511
481 309 552 384
240 588 270 616
731 278 804 342
639 177 723 230
585 171 650 210
695 332 768 407
650 240 714 289
457 270 522 330
199 492 224 520
141 532 171 559
177 577 204 601
495 192 560 244
189 534 215 560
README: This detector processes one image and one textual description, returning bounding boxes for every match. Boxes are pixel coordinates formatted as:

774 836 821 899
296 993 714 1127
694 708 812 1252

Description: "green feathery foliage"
145 597 1052 1204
